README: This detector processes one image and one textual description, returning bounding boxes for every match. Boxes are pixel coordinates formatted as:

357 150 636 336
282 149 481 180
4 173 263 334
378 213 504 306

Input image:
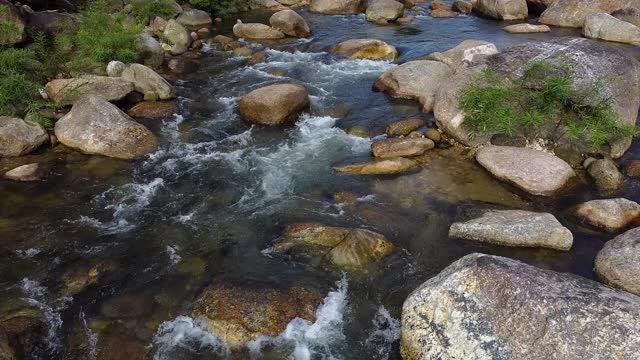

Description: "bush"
129 0 180 24
458 61 637 147
188 0 249 18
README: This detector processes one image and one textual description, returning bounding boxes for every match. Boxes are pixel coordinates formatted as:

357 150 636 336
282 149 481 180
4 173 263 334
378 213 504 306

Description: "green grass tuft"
129 0 180 24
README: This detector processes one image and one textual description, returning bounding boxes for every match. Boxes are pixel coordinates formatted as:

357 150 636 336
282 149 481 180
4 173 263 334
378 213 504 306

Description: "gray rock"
334 157 419 175
0 117 49 156
269 9 310 38
54 95 158 159
26 10 74 37
452 0 473 13
449 210 573 250
309 0 368 14
45 76 135 106
136 32 164 68
4 163 45 181
163 19 191 55
583 12 640 46
587 158 624 193
121 63 175 101
331 39 398 61
176 8 212 27
421 40 498 71
503 23 551 32
540 0 640 27
366 0 405 24
371 137 435 158
401 253 640 360
595 226 640 295
374 60 453 113
575 198 640 232
476 146 576 196
106 61 126 77
472 0 528 20
233 20 285 39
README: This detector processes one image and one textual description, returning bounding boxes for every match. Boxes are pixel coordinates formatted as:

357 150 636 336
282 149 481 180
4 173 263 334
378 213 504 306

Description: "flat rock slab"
476 146 575 196
372 138 434 158
503 23 551 33
45 76 134 106
595 226 640 295
449 210 573 250
574 198 640 232
334 157 418 175
401 253 640 360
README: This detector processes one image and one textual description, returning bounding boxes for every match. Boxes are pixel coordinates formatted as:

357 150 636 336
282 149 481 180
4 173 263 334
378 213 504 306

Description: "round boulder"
574 198 640 232
238 83 310 126
331 38 398 61
595 226 640 295
269 10 311 38
0 117 49 157
587 158 624 193
54 95 158 159
366 0 405 24
120 63 176 101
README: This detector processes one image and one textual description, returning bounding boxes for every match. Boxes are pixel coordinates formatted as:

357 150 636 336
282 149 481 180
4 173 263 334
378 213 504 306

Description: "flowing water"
2 6 640 360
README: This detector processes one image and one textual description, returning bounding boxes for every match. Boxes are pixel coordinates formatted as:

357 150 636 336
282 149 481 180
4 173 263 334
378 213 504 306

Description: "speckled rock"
54 95 158 159
0 117 49 157
273 223 395 270
449 210 573 250
45 76 134 106
595 226 640 295
334 157 419 175
372 138 435 158
574 198 640 232
421 39 498 71
374 60 453 112
401 253 640 360
587 158 624 193
476 146 576 196
331 39 399 60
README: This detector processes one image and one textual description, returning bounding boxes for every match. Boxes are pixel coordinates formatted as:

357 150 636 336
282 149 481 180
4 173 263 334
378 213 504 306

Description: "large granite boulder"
540 0 640 27
574 198 640 232
121 64 176 101
450 210 573 250
595 227 640 295
0 117 49 157
402 253 640 360
421 40 498 71
45 76 135 106
273 223 395 270
0 0 26 46
233 21 285 39
309 0 368 14
334 157 419 175
269 10 311 37
476 146 576 196
192 282 324 348
612 7 640 26
472 0 528 20
331 39 399 61
583 12 640 45
54 95 158 159
366 0 405 24
374 60 453 113
238 83 309 126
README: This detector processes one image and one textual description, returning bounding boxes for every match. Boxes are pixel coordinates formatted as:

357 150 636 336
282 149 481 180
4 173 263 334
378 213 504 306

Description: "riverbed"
2 6 639 360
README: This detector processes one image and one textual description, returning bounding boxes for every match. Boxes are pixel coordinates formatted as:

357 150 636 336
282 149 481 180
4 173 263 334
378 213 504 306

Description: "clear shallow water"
1 6 640 360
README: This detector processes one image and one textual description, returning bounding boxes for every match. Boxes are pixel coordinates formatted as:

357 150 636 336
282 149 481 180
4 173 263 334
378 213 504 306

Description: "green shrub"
0 6 24 45
188 0 249 17
458 61 637 147
129 0 179 24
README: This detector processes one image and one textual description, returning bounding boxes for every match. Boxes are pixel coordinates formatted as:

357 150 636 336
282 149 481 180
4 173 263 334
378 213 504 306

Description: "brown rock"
625 160 640 177
0 117 49 157
452 0 473 13
574 198 640 232
248 51 267 65
127 101 176 120
269 9 311 37
430 0 451 9
331 38 399 61
430 8 459 17
372 137 435 158
238 84 310 126
309 0 368 14
4 163 45 181
233 21 285 39
334 157 419 175
386 118 425 136
503 23 551 33
595 226 640 295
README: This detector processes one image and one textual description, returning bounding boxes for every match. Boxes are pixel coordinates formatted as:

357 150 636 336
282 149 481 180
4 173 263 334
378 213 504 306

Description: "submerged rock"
372 138 434 158
503 23 551 32
335 157 419 175
449 210 573 250
121 63 176 101
401 253 640 360
587 158 624 193
269 9 311 37
233 21 285 39
574 198 640 232
366 0 405 24
309 0 368 14
238 83 310 126
374 60 453 113
192 282 324 347
476 146 575 196
45 76 135 106
595 226 640 296
273 223 395 270
0 117 49 157
583 12 640 46
472 0 528 20
0 295 46 359
386 118 425 136
421 39 498 71
4 163 46 182
54 95 158 159
331 39 399 61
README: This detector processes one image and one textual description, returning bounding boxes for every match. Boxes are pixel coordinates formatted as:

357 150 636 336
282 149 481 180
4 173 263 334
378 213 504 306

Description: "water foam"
247 277 349 360
152 316 230 359
19 279 70 353
364 306 401 360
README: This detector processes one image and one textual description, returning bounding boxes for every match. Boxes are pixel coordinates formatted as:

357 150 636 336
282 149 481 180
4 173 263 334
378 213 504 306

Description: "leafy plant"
129 0 180 24
188 0 249 18
458 61 637 147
